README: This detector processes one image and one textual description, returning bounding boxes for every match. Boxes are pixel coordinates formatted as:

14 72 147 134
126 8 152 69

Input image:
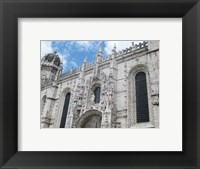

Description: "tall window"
94 87 101 103
135 72 149 123
60 92 71 128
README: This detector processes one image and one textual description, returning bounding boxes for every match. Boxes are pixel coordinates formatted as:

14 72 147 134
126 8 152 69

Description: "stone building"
41 41 159 128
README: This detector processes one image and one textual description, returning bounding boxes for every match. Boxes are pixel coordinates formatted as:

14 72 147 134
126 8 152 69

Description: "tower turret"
41 52 63 85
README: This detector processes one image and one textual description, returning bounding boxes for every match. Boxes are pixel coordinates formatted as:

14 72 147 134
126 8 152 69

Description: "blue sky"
41 40 142 73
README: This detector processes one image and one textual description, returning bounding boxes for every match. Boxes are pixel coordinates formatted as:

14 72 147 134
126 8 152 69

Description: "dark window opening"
60 92 71 128
94 87 101 103
135 72 149 123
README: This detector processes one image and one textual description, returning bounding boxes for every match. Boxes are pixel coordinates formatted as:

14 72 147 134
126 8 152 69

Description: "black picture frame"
0 0 200 168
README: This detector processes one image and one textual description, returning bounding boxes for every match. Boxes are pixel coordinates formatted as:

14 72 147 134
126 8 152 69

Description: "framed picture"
19 19 181 152
0 0 199 168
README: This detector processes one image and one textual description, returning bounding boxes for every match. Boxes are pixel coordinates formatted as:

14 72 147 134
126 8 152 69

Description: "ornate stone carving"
90 93 95 105
152 94 159 106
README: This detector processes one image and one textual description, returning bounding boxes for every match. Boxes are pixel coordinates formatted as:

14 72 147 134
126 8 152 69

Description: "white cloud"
40 41 54 58
74 41 97 51
70 61 78 68
104 41 143 55
57 52 67 65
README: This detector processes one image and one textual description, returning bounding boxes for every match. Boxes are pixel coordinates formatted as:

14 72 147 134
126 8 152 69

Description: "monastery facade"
41 41 159 128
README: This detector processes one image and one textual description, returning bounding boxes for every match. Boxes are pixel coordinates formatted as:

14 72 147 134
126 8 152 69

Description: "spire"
81 56 87 71
111 43 117 59
113 43 116 50
98 41 103 53
96 41 103 63
112 43 116 52
83 55 87 63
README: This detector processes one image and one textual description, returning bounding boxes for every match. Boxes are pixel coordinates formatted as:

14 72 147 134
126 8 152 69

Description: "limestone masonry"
41 41 159 128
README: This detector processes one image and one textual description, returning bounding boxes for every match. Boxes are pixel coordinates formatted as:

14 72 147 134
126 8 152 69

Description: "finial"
113 43 116 50
98 41 103 52
54 51 57 54
84 55 87 63
112 43 117 56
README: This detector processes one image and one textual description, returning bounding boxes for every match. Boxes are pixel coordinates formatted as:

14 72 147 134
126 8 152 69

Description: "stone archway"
76 110 102 128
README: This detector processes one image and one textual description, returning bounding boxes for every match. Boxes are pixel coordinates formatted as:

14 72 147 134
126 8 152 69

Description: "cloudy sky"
41 40 142 73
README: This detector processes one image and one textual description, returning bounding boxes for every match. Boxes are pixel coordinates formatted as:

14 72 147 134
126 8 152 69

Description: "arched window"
41 95 46 115
135 72 149 123
60 92 71 128
94 87 101 103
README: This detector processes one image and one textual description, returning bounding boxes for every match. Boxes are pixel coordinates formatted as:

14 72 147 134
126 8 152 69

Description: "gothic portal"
76 110 102 128
81 115 102 128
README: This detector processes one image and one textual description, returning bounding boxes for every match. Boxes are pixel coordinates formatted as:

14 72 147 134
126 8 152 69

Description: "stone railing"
100 41 148 62
60 66 81 78
86 61 95 68
116 41 148 57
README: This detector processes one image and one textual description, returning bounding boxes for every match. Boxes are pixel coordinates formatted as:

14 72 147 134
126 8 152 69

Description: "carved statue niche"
90 93 95 106
78 85 84 96
100 70 105 80
104 91 109 109
100 92 106 111
82 86 88 105
70 100 77 115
